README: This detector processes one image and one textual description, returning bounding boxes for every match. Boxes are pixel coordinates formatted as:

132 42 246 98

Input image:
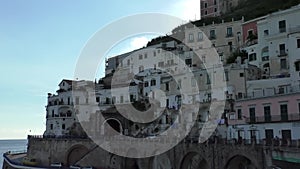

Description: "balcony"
226 33 234 38
245 113 300 124
237 85 300 101
209 35 216 40
278 51 288 57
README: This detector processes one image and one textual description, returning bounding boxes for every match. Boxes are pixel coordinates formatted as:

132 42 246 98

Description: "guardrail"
28 135 89 140
245 114 300 123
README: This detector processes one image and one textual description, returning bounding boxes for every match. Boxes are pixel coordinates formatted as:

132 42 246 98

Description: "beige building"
184 18 244 64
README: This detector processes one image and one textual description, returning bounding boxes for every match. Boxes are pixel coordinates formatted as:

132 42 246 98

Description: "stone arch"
101 118 123 135
180 151 209 169
66 144 89 166
224 154 259 169
125 148 139 169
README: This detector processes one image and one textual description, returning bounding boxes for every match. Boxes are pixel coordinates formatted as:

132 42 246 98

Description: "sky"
0 0 200 139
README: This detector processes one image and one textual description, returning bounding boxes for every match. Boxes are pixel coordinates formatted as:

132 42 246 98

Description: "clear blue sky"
0 0 200 139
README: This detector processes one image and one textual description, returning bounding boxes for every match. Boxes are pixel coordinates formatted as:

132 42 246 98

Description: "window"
144 53 147 59
52 110 54 117
50 124 53 130
204 3 208 8
298 102 300 113
214 0 217 5
239 73 244 77
295 61 300 71
279 44 286 55
151 79 156 86
189 33 194 42
228 42 233 52
264 30 269 36
191 78 196 87
224 71 229 81
238 93 243 99
139 54 143 60
249 53 257 61
210 30 216 39
237 109 242 120
198 32 203 41
165 82 169 91
62 124 65 130
205 10 208 15
278 87 285 94
85 97 89 104
207 93 212 101
226 27 233 37
130 95 135 102
249 107 256 123
297 39 300 48
120 96 124 103
262 47 269 61
158 62 164 67
248 30 253 37
279 20 286 33
144 82 149 87
206 73 211 84
185 59 192 67
280 58 287 69
280 104 288 121
127 59 130 66
264 106 271 122
153 51 156 57
214 8 217 12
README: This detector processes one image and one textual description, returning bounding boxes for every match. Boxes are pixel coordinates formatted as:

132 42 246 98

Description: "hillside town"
44 4 300 146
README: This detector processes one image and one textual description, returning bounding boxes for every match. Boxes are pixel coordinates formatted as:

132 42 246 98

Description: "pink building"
201 0 220 18
227 88 300 144
241 16 266 45
201 0 241 18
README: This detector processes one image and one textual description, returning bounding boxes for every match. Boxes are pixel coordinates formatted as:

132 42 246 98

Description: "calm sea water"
0 139 27 168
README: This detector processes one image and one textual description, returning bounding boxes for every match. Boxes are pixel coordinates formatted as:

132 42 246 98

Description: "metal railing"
245 114 300 123
237 85 300 100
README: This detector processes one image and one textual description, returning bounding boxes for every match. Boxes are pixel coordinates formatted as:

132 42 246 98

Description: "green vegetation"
226 50 248 64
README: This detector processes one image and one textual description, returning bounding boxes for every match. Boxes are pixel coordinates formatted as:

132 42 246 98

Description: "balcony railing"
245 113 300 124
237 85 300 100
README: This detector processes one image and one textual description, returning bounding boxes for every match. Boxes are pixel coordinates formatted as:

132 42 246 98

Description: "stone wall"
27 136 269 169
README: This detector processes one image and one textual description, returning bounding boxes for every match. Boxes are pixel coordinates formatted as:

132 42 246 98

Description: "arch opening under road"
180 152 209 169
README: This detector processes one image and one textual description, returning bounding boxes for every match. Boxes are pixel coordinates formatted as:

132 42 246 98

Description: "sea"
0 139 27 168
